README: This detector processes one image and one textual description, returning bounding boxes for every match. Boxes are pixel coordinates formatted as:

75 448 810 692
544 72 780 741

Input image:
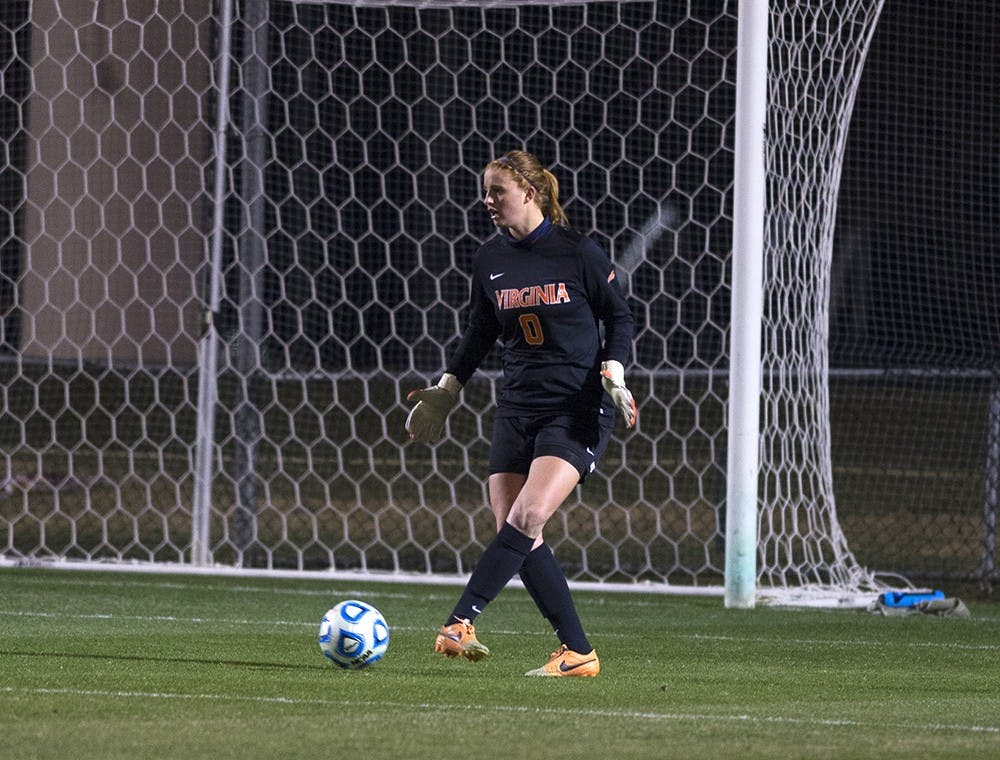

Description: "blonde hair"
488 150 568 226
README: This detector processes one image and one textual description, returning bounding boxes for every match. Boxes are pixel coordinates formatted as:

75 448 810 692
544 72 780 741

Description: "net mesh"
1 1 996 596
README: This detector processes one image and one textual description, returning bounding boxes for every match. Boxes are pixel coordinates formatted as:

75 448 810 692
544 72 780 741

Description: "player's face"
482 167 531 231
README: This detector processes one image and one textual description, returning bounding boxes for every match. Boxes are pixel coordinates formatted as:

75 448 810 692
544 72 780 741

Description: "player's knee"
506 505 546 538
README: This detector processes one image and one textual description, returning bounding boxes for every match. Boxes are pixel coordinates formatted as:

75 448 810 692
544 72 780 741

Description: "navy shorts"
488 410 614 482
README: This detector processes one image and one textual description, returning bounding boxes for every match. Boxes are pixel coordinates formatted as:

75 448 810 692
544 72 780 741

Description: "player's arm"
581 241 637 428
406 271 499 443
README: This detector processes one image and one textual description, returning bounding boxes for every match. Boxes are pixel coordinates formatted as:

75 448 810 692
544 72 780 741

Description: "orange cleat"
434 618 490 662
524 644 600 677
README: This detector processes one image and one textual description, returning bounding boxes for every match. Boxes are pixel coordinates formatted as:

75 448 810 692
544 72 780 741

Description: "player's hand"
405 373 462 443
600 360 637 428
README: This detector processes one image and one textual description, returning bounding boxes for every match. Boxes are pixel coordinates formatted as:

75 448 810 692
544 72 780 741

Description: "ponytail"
539 168 568 226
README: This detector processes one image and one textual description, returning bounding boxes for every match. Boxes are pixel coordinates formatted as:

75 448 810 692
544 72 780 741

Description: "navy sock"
518 562 550 620
518 543 591 653
447 522 535 625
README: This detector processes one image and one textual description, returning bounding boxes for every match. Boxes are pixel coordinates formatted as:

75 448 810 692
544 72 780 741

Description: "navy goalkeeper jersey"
446 219 634 417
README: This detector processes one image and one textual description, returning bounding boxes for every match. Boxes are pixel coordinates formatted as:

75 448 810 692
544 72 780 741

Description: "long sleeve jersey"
446 219 634 417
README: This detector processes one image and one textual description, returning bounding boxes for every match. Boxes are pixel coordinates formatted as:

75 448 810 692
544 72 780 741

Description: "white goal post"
724 0 767 608
5 0 965 604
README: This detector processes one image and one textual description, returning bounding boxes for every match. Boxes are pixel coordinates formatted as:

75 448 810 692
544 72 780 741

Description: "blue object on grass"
878 590 945 608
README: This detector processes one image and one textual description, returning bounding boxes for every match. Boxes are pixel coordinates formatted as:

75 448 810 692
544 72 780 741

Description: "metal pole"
724 0 768 609
981 367 999 593
191 0 236 567
232 0 271 567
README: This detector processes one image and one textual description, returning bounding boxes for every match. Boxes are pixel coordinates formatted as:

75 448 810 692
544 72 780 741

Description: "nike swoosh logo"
443 632 462 642
490 272 504 280
559 658 597 672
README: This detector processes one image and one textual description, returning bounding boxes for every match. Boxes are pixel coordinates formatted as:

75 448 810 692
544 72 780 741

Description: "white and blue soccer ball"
318 599 389 669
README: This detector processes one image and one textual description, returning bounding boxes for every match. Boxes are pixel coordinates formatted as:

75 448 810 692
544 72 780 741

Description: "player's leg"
434 417 534 661
499 457 599 676
445 457 577 622
503 455 582 537
433 518 535 660
434 418 535 661
519 543 589 649
491 469 592 655
490 472 551 616
436 471 553 659
504 459 596 676
519 415 612 676
435 458 578 661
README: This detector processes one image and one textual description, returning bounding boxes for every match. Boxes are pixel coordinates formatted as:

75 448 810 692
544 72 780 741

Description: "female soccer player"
405 149 636 677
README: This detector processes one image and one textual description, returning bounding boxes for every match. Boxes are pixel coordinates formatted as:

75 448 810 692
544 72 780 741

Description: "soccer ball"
318 599 389 669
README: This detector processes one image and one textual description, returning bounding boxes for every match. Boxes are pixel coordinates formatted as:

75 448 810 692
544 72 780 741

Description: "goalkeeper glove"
600 360 637 428
405 373 462 443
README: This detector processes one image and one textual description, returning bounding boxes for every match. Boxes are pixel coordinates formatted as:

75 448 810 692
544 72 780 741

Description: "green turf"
1 567 998 759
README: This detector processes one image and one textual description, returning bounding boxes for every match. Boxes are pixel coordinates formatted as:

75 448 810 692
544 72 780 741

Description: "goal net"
2 1 993 599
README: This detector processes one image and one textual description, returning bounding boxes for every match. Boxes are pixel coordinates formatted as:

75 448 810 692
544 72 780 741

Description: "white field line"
0 685 997 735
0 575 688 607
3 609 1000 651
681 632 1000 652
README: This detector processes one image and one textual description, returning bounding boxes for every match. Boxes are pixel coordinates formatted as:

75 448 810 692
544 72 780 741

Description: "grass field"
1 567 998 759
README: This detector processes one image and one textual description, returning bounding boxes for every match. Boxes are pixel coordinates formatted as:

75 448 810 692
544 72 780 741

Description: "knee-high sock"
518 543 591 654
447 522 534 625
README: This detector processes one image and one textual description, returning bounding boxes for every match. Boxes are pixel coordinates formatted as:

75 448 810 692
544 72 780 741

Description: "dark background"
0 1 995 371
832 2 998 369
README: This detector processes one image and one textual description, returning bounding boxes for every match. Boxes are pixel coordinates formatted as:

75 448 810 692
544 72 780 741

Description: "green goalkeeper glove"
405 373 462 443
600 360 637 428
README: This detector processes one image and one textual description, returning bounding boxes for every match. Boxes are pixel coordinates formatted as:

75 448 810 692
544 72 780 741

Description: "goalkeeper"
406 149 636 677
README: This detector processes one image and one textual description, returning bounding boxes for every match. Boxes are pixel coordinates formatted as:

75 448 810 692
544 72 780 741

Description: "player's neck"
505 208 546 241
